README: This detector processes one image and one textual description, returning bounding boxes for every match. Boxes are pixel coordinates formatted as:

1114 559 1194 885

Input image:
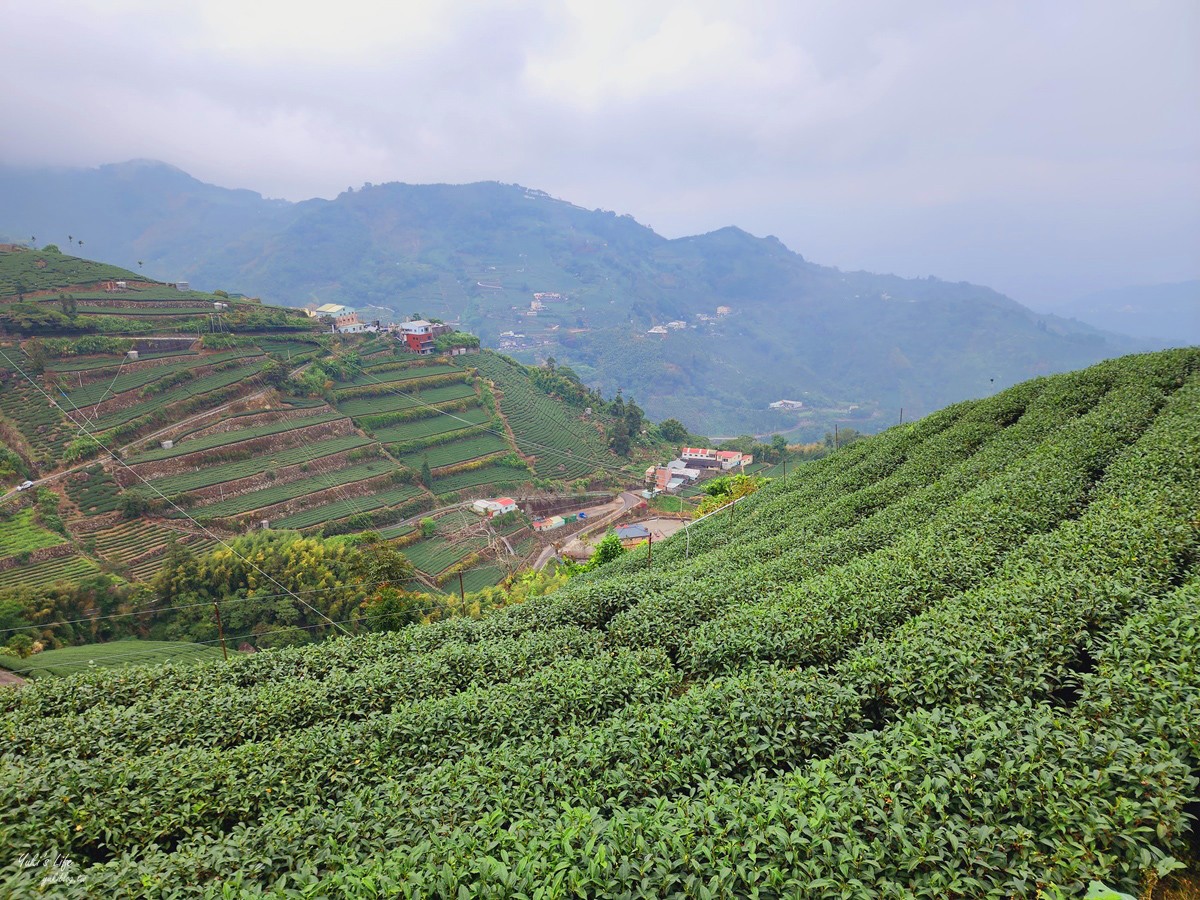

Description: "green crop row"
332 364 458 389
373 406 490 444
401 534 491 575
62 351 259 406
336 381 476 417
145 435 373 495
398 432 509 469
189 460 397 518
127 411 345 462
271 485 423 530
0 509 66 558
0 350 1195 898
432 463 529 497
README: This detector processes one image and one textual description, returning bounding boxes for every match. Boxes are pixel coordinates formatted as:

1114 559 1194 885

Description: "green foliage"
432 331 480 351
657 417 688 443
0 350 1197 897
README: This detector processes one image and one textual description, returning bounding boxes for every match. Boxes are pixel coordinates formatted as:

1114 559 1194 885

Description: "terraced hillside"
463 351 622 482
1 348 1196 898
0 244 315 337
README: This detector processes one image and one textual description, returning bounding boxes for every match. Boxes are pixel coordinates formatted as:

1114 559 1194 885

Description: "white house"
472 497 519 518
681 447 717 463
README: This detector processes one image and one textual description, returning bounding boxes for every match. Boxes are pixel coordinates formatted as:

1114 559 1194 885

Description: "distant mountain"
0 161 1155 436
1046 281 1200 346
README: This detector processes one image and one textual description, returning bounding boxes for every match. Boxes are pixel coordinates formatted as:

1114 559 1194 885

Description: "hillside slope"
2 348 1197 897
0 248 648 594
0 161 1152 436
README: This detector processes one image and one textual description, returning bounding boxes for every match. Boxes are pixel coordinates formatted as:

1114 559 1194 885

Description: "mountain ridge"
0 160 1157 436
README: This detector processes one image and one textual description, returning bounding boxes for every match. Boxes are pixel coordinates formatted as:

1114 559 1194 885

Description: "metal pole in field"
213 602 228 661
647 534 652 568
834 424 839 450
899 408 904 426
458 570 465 604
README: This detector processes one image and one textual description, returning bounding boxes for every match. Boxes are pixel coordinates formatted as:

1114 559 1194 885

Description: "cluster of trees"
0 516 641 659
606 391 646 456
528 356 606 409
433 331 481 352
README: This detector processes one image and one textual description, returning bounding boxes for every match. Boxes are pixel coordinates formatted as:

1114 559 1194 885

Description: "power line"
0 348 352 637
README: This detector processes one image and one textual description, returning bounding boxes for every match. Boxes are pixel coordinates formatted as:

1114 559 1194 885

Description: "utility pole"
213 602 228 661
647 534 652 568
899 408 904 426
458 570 465 605
834 424 839 450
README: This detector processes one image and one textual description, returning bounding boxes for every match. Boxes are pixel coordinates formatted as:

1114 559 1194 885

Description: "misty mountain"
1046 281 1199 346
0 160 1153 436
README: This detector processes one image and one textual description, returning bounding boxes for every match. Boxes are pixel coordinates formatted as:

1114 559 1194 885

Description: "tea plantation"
0 348 1197 897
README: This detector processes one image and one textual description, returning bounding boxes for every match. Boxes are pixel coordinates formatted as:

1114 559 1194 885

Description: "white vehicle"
16 480 34 491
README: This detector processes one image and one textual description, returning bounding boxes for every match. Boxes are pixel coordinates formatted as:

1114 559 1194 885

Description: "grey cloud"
0 0 1196 308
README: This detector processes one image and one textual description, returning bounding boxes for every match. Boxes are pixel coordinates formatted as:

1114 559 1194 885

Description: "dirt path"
0 669 27 689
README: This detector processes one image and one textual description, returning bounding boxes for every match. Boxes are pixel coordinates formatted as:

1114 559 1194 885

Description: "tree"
120 492 151 519
420 517 437 538
589 531 626 568
624 398 644 436
24 338 46 375
658 418 688 444
608 418 631 456
420 458 433 488
5 633 34 659
771 434 788 461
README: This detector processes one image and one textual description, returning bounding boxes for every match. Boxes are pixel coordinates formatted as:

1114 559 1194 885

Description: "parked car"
16 480 34 491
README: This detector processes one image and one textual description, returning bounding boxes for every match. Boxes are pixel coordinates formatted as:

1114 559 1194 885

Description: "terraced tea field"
1 553 100 589
399 533 490 575
337 381 476 416
371 406 490 445
88 362 265 433
468 353 614 480
46 350 198 372
89 519 199 565
271 484 425 530
0 509 66 558
127 537 218 581
0 639 226 679
432 463 529 497
459 563 506 593
186 459 396 518
143 435 374 495
127 410 347 462
65 465 122 515
398 432 509 470
333 363 458 390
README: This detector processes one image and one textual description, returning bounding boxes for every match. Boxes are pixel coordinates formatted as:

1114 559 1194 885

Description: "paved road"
533 491 644 569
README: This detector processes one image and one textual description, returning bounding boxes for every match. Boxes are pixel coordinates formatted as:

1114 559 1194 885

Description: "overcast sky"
1 0 1196 308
